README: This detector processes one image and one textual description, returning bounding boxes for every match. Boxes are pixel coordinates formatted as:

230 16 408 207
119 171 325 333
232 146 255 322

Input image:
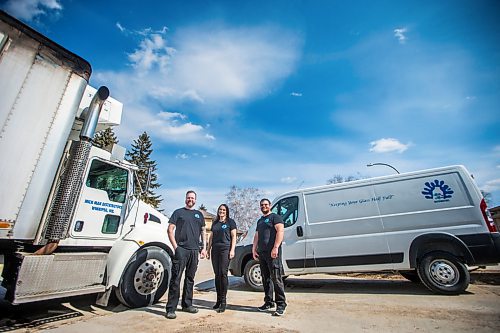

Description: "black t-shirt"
256 213 284 252
211 218 237 247
169 208 205 250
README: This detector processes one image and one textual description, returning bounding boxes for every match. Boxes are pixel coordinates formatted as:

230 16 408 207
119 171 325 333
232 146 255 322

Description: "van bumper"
459 233 500 265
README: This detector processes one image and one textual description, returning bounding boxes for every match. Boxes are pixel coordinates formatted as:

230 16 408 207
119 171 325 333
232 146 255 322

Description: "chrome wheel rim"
134 259 164 295
250 263 262 286
429 259 458 287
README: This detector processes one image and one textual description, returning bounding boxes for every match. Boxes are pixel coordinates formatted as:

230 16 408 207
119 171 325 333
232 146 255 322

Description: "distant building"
490 206 500 230
201 209 216 231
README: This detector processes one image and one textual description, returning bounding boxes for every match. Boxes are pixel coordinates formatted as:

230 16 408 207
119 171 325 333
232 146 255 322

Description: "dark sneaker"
217 303 226 313
257 302 275 312
181 306 199 314
272 307 286 316
165 311 176 319
213 301 221 309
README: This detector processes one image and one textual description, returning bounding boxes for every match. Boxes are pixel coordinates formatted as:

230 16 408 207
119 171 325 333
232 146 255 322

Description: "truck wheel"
399 270 421 283
116 246 171 308
417 251 469 295
244 259 264 291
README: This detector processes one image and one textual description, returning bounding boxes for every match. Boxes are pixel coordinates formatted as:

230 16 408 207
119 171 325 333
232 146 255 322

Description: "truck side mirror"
143 166 152 195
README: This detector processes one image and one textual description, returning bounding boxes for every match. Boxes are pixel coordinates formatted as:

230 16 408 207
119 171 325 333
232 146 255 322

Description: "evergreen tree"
125 131 163 208
93 127 119 149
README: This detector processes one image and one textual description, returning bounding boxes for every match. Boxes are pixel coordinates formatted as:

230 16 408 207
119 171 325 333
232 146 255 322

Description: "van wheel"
417 251 469 295
116 246 172 308
399 270 421 283
244 259 264 291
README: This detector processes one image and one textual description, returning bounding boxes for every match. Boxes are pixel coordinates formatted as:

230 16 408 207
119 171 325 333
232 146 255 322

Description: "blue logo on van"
422 180 454 203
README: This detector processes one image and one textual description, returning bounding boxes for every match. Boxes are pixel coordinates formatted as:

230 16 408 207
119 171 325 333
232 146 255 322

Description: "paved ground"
1 261 499 332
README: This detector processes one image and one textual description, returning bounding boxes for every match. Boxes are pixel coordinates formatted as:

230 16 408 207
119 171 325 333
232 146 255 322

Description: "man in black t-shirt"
165 190 206 319
252 198 287 316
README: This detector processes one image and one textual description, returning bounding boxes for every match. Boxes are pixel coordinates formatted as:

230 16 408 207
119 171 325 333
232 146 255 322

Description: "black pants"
211 244 230 303
259 250 287 308
166 246 199 311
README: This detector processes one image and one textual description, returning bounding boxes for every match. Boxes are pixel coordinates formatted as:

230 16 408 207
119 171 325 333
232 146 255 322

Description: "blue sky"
2 0 499 215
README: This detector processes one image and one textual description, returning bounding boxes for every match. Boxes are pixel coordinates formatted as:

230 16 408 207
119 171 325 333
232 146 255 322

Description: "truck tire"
116 246 171 308
244 259 264 291
417 251 470 295
399 270 421 283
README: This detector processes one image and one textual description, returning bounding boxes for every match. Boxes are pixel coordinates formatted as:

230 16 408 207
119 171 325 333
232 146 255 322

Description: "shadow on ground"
0 287 126 332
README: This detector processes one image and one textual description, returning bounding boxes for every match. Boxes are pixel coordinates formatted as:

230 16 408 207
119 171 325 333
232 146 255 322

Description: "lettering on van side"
421 180 454 203
84 199 123 213
329 194 395 208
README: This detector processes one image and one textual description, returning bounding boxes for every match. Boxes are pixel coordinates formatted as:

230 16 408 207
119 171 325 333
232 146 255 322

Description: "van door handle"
296 226 303 237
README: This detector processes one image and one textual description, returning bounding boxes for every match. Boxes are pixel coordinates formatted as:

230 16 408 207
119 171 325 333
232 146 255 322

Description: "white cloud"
176 153 189 160
482 179 500 192
116 22 125 32
290 92 303 97
95 22 300 146
147 112 215 143
127 34 175 74
394 28 407 44
369 138 410 153
280 176 297 184
106 23 301 109
165 24 302 107
2 0 62 21
158 111 187 121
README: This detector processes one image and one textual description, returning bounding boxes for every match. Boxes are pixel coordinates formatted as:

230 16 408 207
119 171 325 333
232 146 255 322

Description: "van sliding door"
304 184 393 272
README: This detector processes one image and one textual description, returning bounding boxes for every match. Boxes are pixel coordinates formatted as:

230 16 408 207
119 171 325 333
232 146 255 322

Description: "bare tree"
226 185 264 231
481 190 492 206
326 174 359 185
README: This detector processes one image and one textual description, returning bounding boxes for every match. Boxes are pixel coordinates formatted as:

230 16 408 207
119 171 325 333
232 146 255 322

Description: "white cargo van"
229 165 500 295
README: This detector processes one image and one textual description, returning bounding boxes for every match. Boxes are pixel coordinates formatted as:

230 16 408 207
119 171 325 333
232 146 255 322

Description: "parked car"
229 165 500 295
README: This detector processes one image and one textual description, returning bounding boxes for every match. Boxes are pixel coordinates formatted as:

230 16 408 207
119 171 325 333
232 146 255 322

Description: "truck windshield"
86 159 128 203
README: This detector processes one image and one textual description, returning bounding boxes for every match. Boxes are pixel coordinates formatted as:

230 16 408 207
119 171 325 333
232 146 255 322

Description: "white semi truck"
0 10 173 307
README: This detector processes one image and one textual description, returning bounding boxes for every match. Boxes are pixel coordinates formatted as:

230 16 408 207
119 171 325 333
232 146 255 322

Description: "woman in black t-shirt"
207 204 237 313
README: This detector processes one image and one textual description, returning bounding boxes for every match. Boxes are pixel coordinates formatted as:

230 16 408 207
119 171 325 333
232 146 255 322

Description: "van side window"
86 159 128 203
271 196 299 228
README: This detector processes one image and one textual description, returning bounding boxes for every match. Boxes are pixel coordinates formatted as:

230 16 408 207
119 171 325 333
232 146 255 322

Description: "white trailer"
0 10 173 307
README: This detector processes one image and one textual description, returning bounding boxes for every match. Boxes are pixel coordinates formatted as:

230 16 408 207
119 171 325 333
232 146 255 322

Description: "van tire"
244 259 264 292
399 270 421 283
417 251 469 295
116 246 171 307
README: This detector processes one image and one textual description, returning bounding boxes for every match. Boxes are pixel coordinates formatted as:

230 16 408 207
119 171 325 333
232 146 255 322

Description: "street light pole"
367 162 400 174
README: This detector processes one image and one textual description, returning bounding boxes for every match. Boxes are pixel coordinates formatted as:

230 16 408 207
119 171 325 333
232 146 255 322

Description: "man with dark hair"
252 198 287 316
165 190 207 319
